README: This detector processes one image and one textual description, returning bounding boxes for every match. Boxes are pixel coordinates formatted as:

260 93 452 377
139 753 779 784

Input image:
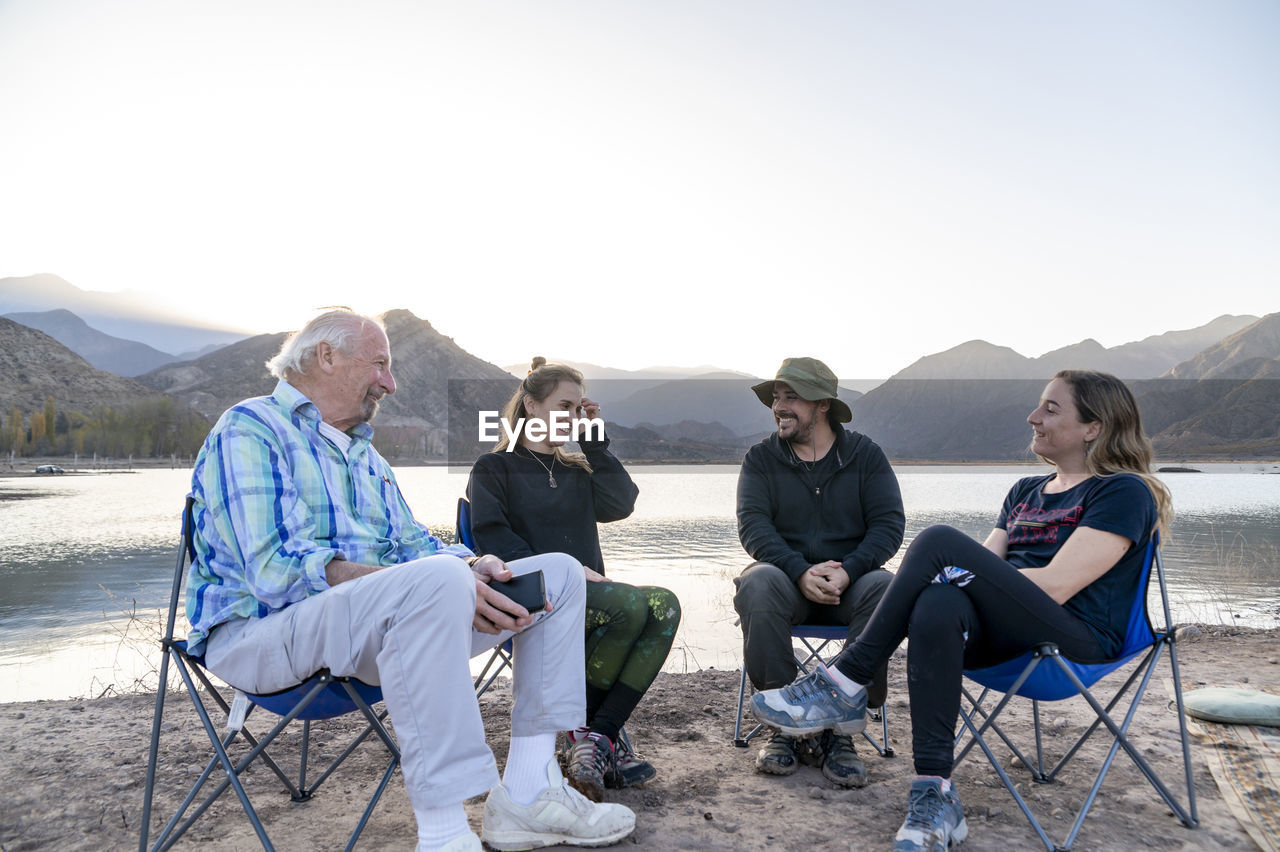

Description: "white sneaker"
481 758 636 851
417 832 482 852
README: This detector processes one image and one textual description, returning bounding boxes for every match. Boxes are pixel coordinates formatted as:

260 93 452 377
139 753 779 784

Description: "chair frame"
139 499 401 852
457 497 516 698
953 535 1198 851
733 624 893 758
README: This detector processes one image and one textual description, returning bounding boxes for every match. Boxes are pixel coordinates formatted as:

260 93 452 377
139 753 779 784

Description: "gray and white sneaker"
482 758 635 851
754 729 800 776
565 731 614 802
609 734 656 788
820 731 868 788
749 664 868 737
892 778 968 852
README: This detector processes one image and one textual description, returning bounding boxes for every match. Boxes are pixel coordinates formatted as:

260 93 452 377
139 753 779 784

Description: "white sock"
502 732 557 804
823 662 867 699
414 804 470 850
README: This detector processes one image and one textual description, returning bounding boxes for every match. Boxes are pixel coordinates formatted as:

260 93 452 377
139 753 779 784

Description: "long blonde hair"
1048 369 1172 538
493 357 592 472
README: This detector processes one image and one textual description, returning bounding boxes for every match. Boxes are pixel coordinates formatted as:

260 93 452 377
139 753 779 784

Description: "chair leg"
860 705 894 757
732 666 765 747
139 647 174 852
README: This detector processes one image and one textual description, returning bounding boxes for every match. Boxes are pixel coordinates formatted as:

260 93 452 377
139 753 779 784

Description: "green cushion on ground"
1183 687 1280 726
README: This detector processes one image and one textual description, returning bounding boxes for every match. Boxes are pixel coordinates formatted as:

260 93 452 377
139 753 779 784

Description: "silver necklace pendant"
548 473 558 488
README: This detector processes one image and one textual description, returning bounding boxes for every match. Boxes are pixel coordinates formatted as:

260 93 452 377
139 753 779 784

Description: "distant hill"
892 315 1260 381
1165 313 1280 380
3 309 179 376
0 273 248 354
138 309 519 461
0 317 159 416
852 313 1279 460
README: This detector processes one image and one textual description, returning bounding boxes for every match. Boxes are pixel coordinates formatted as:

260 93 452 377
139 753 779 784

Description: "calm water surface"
2 464 1277 703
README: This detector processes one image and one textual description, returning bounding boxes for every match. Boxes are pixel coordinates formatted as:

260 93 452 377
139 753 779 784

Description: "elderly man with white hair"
185 308 634 851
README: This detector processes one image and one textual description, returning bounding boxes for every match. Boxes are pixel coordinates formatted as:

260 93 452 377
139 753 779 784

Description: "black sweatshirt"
466 436 639 573
736 429 905 585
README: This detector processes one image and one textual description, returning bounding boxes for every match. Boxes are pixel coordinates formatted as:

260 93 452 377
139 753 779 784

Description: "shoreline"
2 625 1276 850
5 455 1279 479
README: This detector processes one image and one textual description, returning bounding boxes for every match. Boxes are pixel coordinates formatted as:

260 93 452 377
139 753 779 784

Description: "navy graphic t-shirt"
997 473 1158 656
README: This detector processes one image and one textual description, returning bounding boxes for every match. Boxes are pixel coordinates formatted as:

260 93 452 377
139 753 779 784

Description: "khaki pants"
206 552 586 810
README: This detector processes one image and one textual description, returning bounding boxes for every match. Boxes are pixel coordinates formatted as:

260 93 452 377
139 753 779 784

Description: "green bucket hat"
751 357 852 423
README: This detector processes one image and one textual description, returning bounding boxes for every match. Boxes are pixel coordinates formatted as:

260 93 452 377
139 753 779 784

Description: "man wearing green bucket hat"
733 357 905 787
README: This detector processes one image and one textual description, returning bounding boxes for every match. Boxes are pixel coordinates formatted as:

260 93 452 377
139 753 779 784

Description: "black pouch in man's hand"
489 570 547 613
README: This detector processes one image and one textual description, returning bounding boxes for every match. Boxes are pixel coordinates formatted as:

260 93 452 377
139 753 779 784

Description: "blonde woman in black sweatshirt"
467 358 681 803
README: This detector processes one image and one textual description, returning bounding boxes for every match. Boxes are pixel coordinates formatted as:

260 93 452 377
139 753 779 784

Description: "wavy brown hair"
493 357 592 472
1045 369 1172 537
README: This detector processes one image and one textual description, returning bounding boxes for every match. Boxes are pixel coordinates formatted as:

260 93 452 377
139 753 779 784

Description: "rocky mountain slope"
0 318 158 415
4 309 178 376
137 309 518 460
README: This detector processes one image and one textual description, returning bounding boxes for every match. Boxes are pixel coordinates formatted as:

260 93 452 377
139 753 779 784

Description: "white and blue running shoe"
892 778 968 851
748 665 868 738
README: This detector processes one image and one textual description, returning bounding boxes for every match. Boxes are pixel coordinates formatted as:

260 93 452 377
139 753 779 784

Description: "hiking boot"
607 735 656 788
482 758 635 851
749 664 867 737
892 778 968 852
819 731 867 788
565 731 614 802
754 730 800 776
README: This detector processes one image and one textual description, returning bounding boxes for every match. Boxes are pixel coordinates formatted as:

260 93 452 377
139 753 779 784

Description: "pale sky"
1 0 1277 379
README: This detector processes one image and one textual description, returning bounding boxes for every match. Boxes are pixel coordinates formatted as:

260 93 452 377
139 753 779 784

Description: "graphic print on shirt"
1006 503 1083 546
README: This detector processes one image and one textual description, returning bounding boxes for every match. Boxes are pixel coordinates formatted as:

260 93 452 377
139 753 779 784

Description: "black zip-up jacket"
736 429 905 585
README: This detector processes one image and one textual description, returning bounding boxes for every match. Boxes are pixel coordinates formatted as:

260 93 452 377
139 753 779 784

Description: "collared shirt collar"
271 379 375 447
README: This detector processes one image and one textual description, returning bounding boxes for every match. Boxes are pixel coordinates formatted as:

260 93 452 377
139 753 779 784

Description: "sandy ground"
1 626 1276 852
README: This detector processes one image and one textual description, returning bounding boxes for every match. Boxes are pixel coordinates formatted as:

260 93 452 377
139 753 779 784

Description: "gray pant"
205 551 586 810
733 561 891 705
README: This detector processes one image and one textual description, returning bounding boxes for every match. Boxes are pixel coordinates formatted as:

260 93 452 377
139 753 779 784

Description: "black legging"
834 525 1105 777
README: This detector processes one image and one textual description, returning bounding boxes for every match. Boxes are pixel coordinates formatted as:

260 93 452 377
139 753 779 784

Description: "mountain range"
1 272 1276 461
0 273 248 356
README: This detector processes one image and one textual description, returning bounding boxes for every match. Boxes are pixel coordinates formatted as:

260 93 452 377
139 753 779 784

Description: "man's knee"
850 567 892 605
509 551 584 609
394 555 476 611
733 562 794 615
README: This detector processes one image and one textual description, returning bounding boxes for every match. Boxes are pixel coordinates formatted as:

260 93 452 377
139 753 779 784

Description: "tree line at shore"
2 397 212 459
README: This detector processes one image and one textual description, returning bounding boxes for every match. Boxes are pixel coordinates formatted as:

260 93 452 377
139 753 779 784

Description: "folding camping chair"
457 497 514 698
733 623 893 757
953 534 1198 850
139 499 400 852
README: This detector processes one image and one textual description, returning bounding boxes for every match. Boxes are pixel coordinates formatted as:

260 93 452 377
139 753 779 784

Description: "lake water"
2 463 1278 703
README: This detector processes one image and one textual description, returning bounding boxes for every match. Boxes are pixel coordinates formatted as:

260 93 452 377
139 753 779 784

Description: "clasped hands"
799 560 850 605
471 554 550 634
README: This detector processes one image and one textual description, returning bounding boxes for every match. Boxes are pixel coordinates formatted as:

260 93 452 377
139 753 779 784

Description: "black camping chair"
139 498 400 852
733 623 893 757
953 533 1198 850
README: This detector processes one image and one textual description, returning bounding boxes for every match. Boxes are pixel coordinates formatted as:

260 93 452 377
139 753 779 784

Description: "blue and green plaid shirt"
184 380 471 655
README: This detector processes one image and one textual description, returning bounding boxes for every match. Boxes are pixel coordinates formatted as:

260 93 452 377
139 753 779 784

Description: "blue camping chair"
139 499 400 852
457 497 515 697
733 623 893 757
954 534 1198 850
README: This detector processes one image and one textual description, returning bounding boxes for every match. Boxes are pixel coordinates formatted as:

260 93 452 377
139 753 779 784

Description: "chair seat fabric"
964 642 1153 702
175 639 384 721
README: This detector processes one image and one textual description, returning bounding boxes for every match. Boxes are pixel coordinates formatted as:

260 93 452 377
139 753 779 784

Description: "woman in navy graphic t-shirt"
748 370 1172 852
